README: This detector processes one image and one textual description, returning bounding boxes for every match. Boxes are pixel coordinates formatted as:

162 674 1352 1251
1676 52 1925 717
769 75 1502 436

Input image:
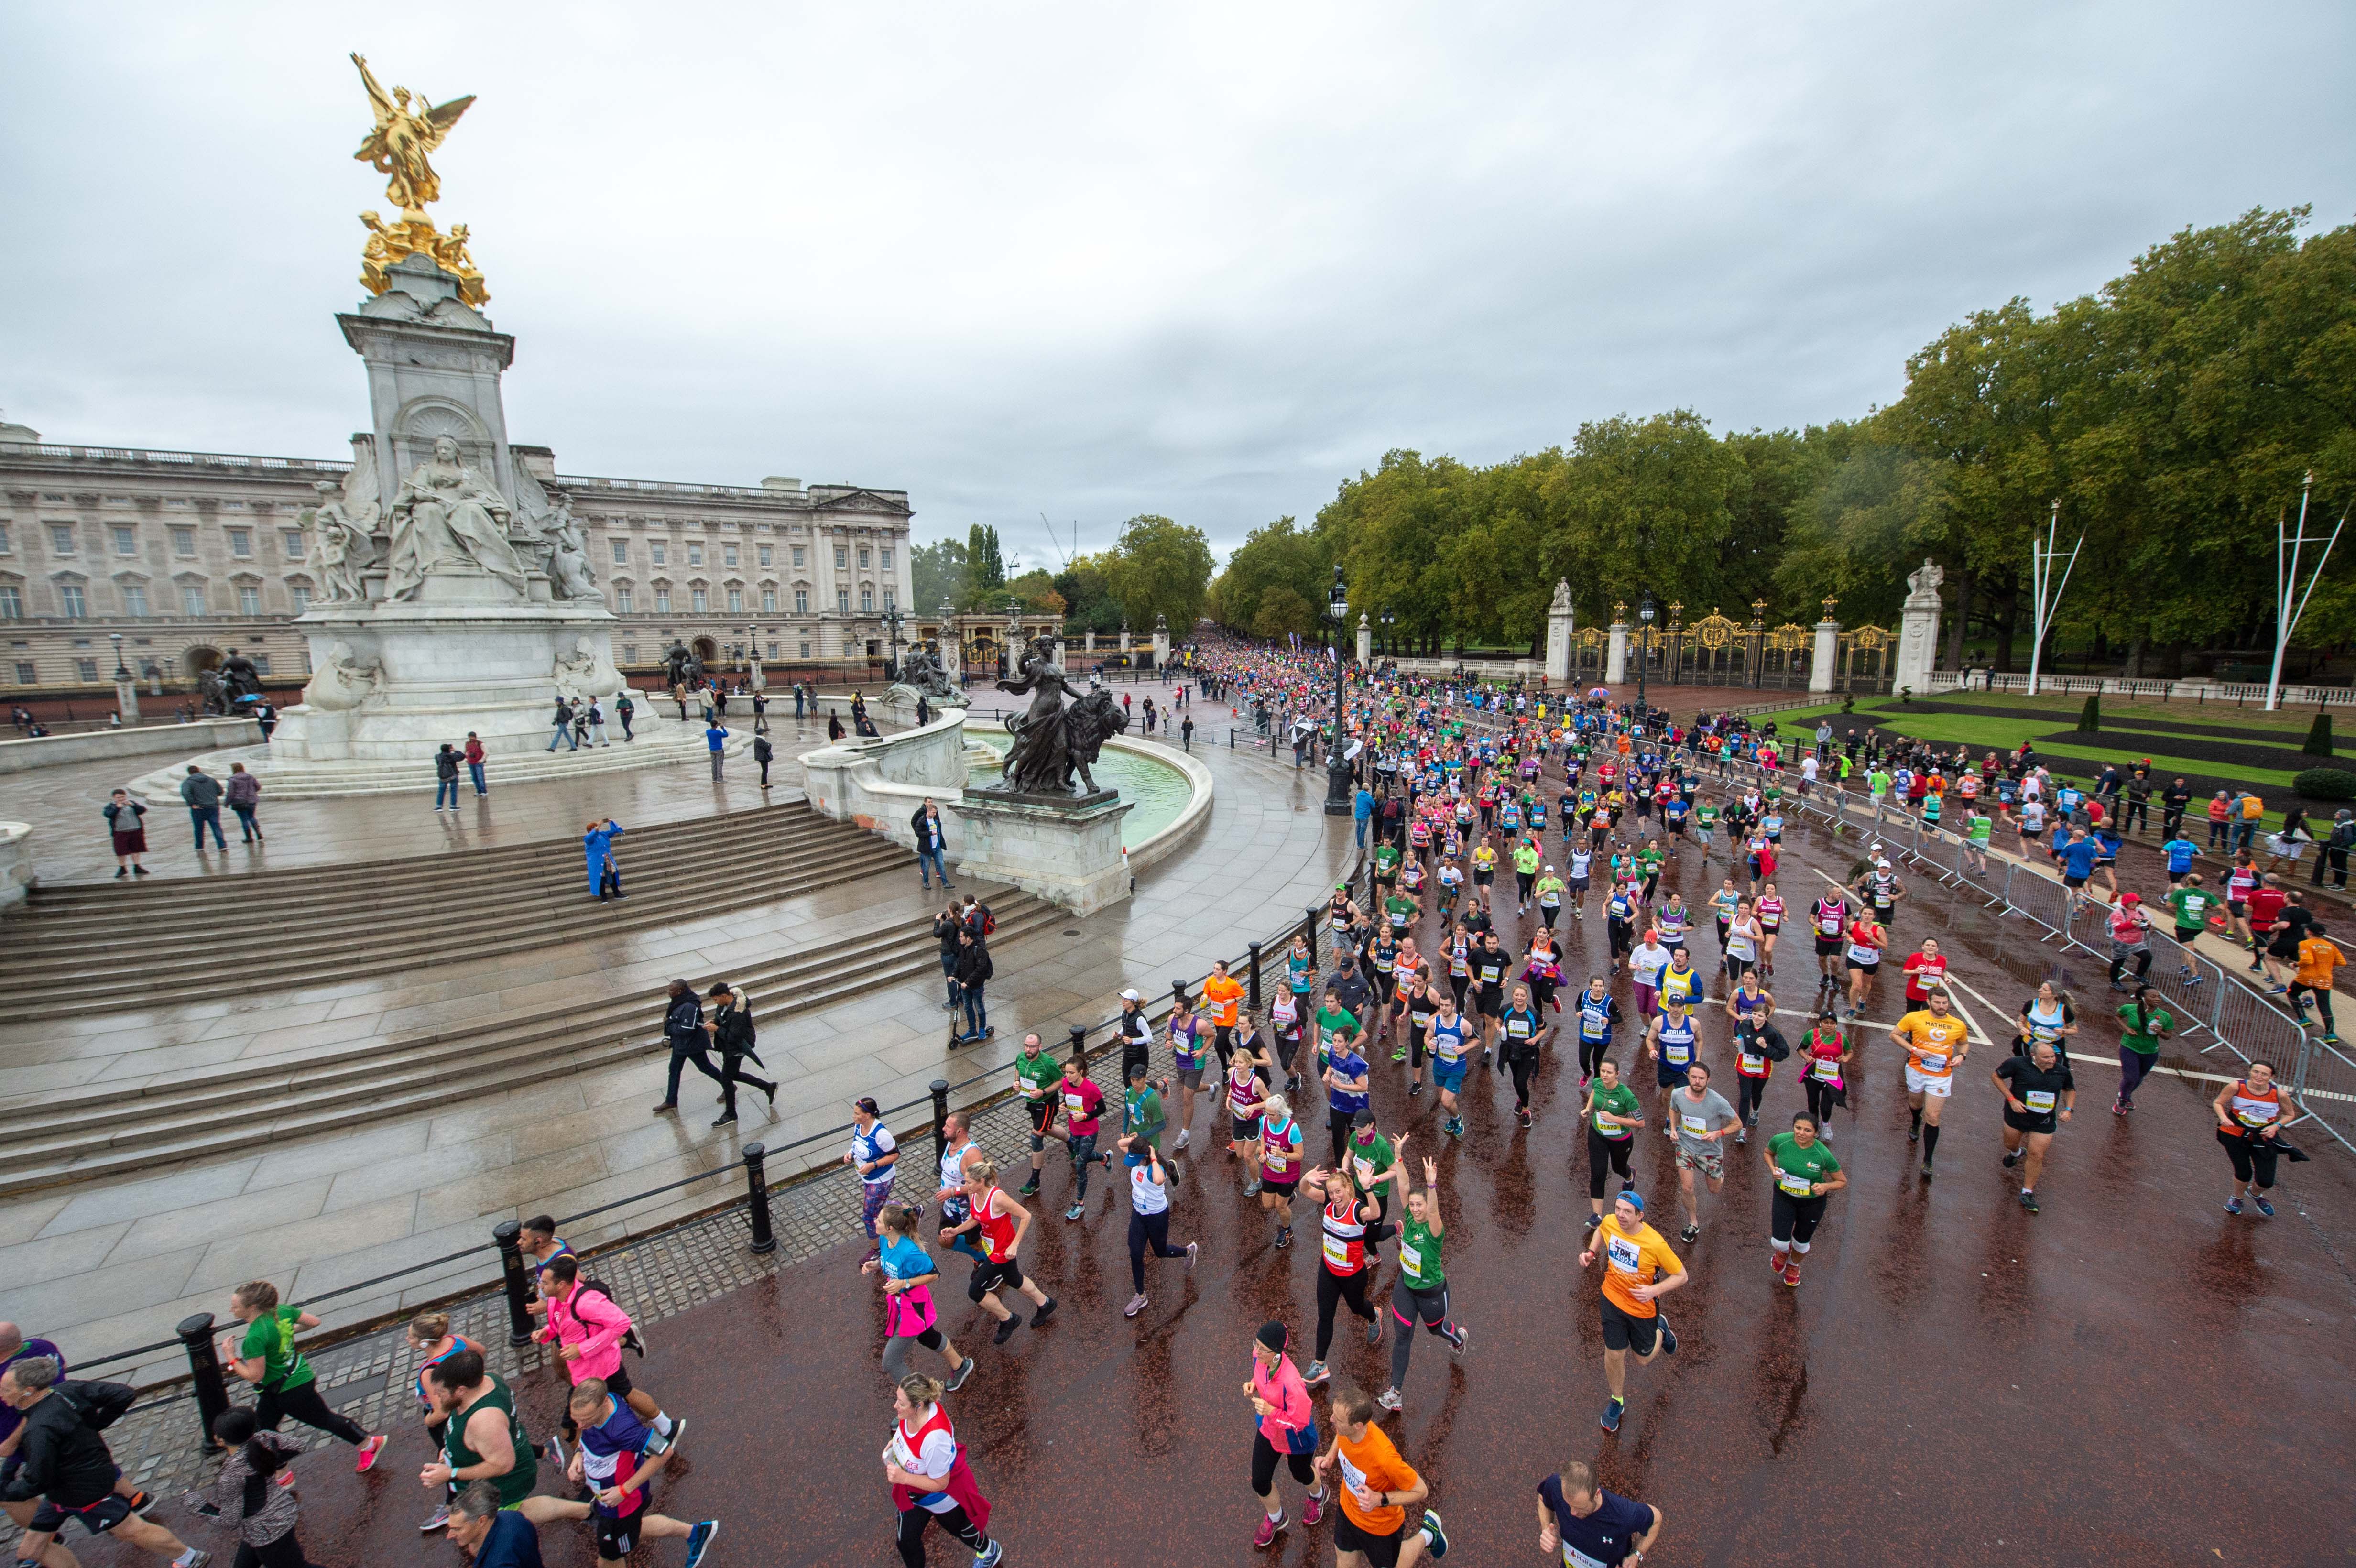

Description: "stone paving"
19 763 2356 1566
0 700 1348 1372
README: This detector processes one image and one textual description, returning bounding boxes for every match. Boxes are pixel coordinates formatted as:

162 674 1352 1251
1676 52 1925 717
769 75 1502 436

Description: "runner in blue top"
1572 976 1623 1086
564 1380 719 1568
1536 1460 1661 1567
1427 1004 1472 1140
1322 1030 1372 1168
2162 832 2201 882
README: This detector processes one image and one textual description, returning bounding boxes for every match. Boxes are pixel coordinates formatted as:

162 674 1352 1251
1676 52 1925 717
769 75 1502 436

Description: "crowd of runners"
1 644 2332 1568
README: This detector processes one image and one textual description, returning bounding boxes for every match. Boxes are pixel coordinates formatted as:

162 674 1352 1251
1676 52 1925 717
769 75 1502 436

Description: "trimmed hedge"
2077 694 2100 731
2305 712 2334 757
2292 767 2356 801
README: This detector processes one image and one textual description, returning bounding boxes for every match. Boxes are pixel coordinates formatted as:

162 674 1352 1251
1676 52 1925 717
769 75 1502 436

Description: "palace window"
172 527 196 555
288 586 310 612
691 588 708 612
650 541 666 566
0 524 11 554
48 524 75 555
655 589 672 613
881 546 894 571
0 587 20 619
858 548 870 570
228 529 251 558
860 588 873 612
837 588 850 613
12 661 33 684
883 588 895 611
623 644 639 663
182 585 207 615
761 588 776 613
122 585 149 617
60 584 86 617
237 585 262 615
834 546 848 570
113 526 139 556
282 530 305 559
76 658 99 683
792 545 806 568
758 545 773 567
726 587 742 612
687 543 704 567
611 540 629 565
616 587 634 613
723 544 738 568
794 589 808 614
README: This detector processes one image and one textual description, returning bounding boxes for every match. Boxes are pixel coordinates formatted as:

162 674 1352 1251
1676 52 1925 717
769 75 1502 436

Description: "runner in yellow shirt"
1891 987 1971 1182
1575 1190 1685 1434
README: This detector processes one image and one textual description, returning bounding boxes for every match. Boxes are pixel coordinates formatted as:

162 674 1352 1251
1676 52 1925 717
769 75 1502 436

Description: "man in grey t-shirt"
1670 1061 1739 1243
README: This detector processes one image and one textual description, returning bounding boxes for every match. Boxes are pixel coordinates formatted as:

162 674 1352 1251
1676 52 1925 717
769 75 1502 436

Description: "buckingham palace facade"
0 419 913 700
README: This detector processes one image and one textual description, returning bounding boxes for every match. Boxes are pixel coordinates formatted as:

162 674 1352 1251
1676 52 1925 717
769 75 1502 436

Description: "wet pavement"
49 793 2356 1567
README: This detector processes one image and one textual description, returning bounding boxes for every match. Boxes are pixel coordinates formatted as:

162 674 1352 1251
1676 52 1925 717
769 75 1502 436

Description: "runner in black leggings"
1582 1058 1643 1231
1301 1165 1391 1387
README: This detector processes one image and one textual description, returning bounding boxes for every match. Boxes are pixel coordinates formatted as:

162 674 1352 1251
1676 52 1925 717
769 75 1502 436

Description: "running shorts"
1431 1062 1467 1094
597 1510 645 1559
1903 1065 1954 1098
1478 990 1504 1019
1177 1066 1206 1090
1262 1174 1299 1198
1655 1061 1690 1090
27 1495 133 1537
1232 1116 1258 1144
1027 1098 1057 1150
2003 1107 2059 1135
1847 957 1880 976
1815 935 1844 958
1598 1294 1660 1355
1332 1510 1407 1568
601 1360 635 1399
969 1259 1026 1300
1675 1146 1724 1180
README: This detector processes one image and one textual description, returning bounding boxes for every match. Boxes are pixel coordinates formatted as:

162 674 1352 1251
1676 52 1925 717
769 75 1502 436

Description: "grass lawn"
1893 690 2334 738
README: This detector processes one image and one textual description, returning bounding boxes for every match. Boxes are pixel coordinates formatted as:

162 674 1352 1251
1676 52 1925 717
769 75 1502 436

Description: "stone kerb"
800 708 972 850
0 717 257 777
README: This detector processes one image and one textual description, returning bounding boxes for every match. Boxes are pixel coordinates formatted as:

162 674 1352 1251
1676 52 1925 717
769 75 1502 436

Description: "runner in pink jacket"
1246 1320 1330 1547
535 1253 685 1455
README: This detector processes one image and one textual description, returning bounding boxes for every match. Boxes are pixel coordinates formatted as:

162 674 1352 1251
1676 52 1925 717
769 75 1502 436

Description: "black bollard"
743 1142 776 1254
492 1220 534 1346
1306 903 1321 955
1068 1022 1089 1071
930 1079 951 1163
1248 940 1263 1013
175 1311 231 1450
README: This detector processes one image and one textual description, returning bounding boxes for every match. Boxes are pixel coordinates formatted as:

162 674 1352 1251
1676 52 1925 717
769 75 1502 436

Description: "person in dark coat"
652 978 727 1115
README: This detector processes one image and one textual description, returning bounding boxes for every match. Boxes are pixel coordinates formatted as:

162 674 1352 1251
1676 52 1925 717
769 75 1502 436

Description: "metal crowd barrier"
1713 744 2354 1155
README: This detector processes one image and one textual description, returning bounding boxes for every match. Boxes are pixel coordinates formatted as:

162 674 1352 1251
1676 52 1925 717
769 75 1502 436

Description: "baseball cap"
1619 1190 1646 1213
2119 892 2140 904
1120 988 1141 1001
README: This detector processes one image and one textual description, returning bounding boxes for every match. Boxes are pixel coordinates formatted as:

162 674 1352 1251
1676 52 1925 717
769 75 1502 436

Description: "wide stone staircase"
0 801 911 1023
0 884 1062 1198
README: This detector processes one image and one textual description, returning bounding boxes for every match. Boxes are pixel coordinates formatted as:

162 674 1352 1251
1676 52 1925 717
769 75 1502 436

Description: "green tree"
963 524 1006 603
1106 515 1216 632
1251 584 1315 639
910 537 968 611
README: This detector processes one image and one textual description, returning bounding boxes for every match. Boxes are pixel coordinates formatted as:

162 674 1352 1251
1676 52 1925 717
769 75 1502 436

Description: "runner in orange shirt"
1316 1385 1450 1567
1891 988 1971 1182
2287 924 2345 1044
1203 960 1248 1071
1576 1190 1686 1434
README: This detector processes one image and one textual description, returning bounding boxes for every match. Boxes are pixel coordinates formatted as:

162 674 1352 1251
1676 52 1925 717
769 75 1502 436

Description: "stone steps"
0 804 915 1021
0 891 1061 1198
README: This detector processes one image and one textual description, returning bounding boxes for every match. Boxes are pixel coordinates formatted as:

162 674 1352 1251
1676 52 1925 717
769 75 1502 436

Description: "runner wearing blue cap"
1575 1190 1686 1434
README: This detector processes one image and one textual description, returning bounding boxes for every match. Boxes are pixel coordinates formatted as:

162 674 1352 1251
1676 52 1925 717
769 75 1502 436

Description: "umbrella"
1588 686 1611 700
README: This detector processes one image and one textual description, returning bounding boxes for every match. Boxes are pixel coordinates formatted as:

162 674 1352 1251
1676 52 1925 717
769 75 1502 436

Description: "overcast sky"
4 2 2350 568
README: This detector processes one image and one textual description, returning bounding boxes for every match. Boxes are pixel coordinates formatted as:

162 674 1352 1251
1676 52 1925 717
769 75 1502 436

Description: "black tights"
1508 1053 1538 1110
255 1381 368 1446
2109 948 2153 985
1587 1126 1635 1200
1736 1074 1768 1125
1252 1432 1317 1496
1314 1267 1378 1360
1577 1034 1611 1079
897 1503 990 1568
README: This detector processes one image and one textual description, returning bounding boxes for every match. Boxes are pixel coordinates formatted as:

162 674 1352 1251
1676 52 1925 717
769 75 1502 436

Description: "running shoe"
543 1432 567 1470
1517 1107 1532 1129
1658 1318 1678 1356
1304 1359 1330 1385
1582 1212 1602 1232
2019 1189 2039 1214
1784 1260 1802 1288
418 1502 450 1532
1124 1292 1149 1318
1376 1387 1404 1412
684 1520 720 1568
1032 1295 1058 1323
1243 1179 1262 1197
1421 1508 1451 1558
1907 1122 1921 1144
1254 1510 1287 1548
1770 1250 1788 1278
946 1359 975 1392
1017 1179 1040 1198
276 1467 296 1489
1392 1045 1408 1063
181 1555 212 1568
2254 1196 2276 1218
1302 1492 1326 1525
1175 1130 1191 1151
1275 1226 1292 1250
1734 1128 1747 1145
1680 1223 1700 1244
1448 1324 1469 1357
2112 1099 2129 1116
1409 1082 1424 1096
1445 1118 1463 1139
1920 1162 1934 1182
1366 1316 1384 1346
1186 1241 1199 1273
1599 1396 1624 1434
1063 1203 1084 1221
2001 1150 2020 1169
993 1314 1023 1345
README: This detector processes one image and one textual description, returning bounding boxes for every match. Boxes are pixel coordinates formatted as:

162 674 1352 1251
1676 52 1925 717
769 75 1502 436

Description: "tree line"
912 517 1216 639
1209 207 2356 673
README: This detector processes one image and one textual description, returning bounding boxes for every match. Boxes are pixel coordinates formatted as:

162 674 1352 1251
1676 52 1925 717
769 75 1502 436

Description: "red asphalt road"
60 805 2356 1568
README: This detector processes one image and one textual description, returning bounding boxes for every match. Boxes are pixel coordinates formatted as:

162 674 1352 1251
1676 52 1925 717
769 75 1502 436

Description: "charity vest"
1657 1013 1696 1067
1320 1198 1369 1275
1260 1116 1301 1177
2228 1081 2282 1131
976 1187 1019 1263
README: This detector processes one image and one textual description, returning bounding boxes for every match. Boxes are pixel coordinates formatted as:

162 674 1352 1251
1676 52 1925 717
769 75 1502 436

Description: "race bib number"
2024 1089 2057 1113
1917 1051 1948 1073
1604 1234 1642 1275
1740 1050 1767 1073
1808 1057 1841 1084
1322 1232 1349 1269
1063 1090 1086 1111
1778 1171 1815 1198
1398 1242 1424 1283
1680 1112 1710 1137
1848 944 1878 964
1665 1041 1691 1065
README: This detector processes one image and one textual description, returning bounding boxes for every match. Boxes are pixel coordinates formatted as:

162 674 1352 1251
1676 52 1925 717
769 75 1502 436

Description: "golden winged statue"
351 52 473 214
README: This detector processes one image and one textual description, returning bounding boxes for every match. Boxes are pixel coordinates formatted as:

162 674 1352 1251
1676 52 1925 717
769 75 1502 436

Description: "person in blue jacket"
585 817 624 900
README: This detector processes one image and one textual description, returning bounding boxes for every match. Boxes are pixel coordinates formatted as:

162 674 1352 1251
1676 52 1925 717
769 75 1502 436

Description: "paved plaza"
8 741 2351 1567
0 702 1348 1373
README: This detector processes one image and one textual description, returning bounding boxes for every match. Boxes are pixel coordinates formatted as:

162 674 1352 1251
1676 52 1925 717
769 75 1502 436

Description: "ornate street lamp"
1636 595 1656 719
1324 565 1353 816
1380 606 1396 660
883 604 906 677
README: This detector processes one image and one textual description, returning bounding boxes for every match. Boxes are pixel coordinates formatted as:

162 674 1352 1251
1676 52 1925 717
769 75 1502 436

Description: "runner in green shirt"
1583 1060 1644 1230
1346 1116 1396 1215
1385 890 1419 934
1867 768 1892 805
1123 1066 1169 1149
1765 1117 1846 1287
2167 878 2216 943
2113 989 2175 1114
1015 1036 1066 1197
224 1281 386 1461
1377 1133 1466 1412
1964 807 1995 874
1513 840 1543 913
1694 801 1721 855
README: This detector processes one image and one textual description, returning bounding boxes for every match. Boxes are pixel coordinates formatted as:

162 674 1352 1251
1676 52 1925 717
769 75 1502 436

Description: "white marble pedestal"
947 788 1134 915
